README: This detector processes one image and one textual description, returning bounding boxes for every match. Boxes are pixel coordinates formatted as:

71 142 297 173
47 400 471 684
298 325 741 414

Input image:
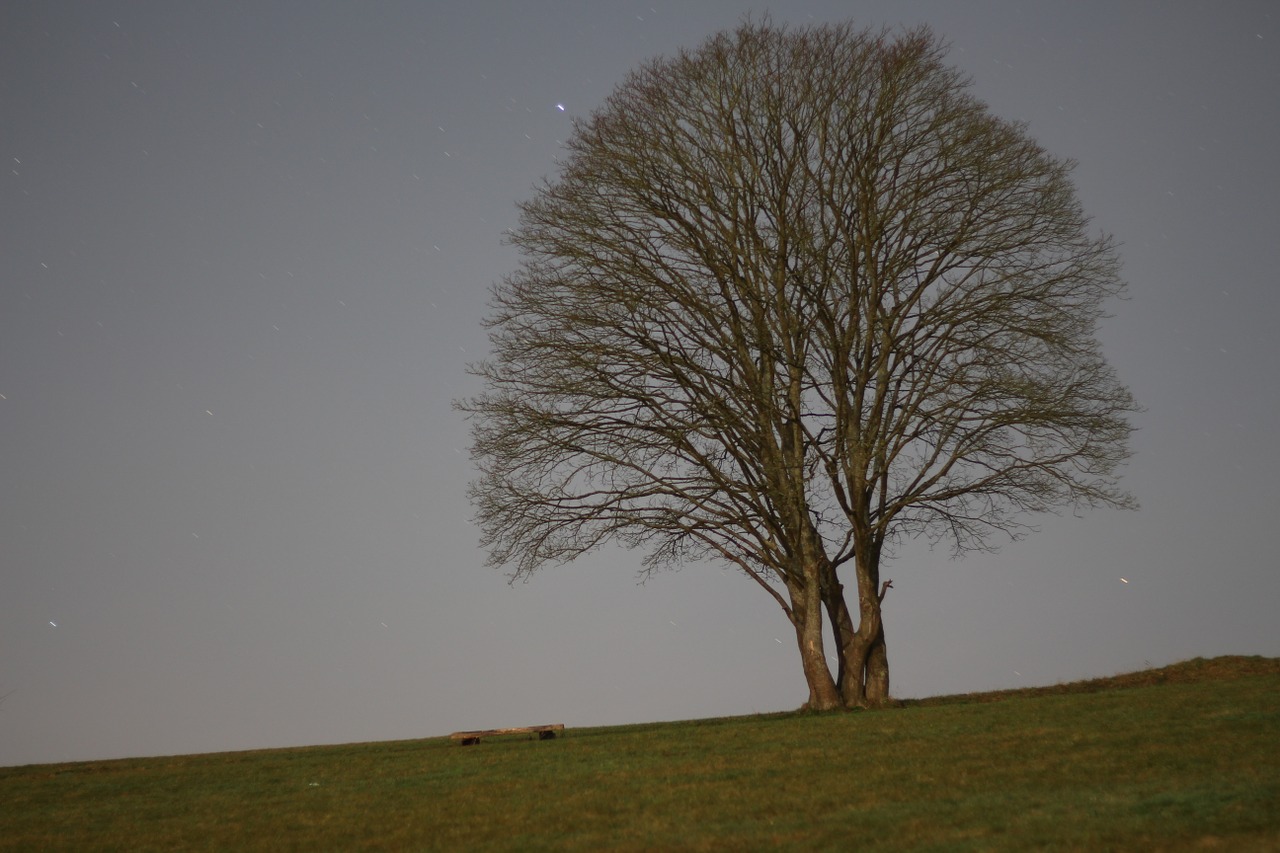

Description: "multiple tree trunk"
785 554 891 711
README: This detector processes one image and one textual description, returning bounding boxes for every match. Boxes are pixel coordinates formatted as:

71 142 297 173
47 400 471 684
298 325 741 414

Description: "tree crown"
460 20 1136 586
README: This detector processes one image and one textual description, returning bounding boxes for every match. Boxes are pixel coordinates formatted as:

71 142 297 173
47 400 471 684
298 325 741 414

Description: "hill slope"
2 655 1277 851
903 653 1280 706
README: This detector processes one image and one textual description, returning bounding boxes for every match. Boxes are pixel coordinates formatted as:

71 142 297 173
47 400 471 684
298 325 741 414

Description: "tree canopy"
458 20 1137 710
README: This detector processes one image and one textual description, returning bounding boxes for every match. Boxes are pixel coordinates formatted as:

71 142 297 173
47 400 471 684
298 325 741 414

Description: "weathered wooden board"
449 723 565 745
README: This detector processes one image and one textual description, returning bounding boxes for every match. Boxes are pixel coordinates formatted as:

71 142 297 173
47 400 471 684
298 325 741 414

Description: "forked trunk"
820 563 863 706
829 548 893 709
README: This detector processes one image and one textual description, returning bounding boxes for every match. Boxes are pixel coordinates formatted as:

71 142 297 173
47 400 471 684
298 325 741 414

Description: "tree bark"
863 577 891 705
828 548 892 709
788 576 842 711
864 625 890 706
820 561 862 708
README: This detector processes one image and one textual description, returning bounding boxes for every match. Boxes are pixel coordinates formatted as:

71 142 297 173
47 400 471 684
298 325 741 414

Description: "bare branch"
457 19 1137 709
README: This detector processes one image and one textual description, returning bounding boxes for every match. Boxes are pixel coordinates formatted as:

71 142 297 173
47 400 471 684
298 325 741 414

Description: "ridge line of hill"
897 654 1280 708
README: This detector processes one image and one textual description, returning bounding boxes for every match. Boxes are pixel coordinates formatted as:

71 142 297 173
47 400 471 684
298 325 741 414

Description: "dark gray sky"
2 1 1276 767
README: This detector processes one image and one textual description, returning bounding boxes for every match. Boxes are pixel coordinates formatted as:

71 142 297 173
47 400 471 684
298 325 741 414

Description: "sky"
2 0 1276 768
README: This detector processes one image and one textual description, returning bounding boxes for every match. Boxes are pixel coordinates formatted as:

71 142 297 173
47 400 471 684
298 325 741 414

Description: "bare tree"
458 20 1137 710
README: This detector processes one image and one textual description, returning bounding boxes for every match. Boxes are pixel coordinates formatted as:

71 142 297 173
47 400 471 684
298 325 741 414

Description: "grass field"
3 656 1277 851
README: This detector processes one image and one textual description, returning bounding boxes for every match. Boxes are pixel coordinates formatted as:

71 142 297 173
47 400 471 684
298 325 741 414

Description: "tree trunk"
788 577 842 711
864 625 890 706
820 561 863 707
831 547 893 709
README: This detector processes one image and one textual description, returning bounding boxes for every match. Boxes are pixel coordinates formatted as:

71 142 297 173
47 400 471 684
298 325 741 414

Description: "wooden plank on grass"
449 724 564 746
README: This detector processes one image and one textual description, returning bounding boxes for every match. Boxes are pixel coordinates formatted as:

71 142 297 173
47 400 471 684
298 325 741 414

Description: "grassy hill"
3 656 1277 851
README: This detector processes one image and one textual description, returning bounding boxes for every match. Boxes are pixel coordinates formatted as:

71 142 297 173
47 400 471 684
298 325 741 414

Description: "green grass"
3 656 1277 851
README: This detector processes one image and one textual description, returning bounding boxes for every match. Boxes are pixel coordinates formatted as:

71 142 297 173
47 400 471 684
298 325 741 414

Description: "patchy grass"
2 656 1277 851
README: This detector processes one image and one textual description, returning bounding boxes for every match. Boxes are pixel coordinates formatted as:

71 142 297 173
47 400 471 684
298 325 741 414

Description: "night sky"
3 1 1276 767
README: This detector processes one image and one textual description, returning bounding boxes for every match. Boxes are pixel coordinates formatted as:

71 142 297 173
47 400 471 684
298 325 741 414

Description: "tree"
457 20 1137 710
